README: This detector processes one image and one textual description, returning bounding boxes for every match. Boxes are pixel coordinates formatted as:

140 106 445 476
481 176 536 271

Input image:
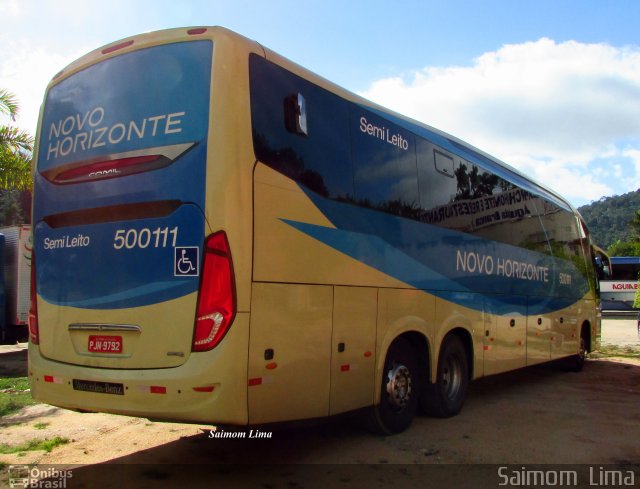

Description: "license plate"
72 379 124 395
88 335 123 353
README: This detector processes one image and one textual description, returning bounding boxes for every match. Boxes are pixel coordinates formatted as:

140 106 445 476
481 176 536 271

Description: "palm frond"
0 126 34 153
0 89 20 121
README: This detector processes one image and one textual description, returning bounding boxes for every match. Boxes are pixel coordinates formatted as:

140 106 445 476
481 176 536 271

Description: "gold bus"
29 26 603 434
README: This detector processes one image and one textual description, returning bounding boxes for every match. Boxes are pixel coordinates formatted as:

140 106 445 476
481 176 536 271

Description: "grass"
591 344 640 359
0 436 69 454
33 422 49 430
0 377 36 417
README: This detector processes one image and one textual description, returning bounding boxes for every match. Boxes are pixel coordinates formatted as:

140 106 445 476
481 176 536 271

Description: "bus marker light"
188 28 207 35
44 375 63 384
265 362 277 370
248 378 262 386
193 386 215 392
340 364 350 372
364 351 372 358
102 40 134 55
150 386 167 394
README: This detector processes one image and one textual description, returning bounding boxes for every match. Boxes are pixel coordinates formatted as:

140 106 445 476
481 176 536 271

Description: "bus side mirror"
593 253 611 280
594 256 605 280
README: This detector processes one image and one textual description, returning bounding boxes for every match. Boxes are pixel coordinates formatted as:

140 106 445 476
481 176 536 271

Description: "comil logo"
8 465 73 488
88 168 121 178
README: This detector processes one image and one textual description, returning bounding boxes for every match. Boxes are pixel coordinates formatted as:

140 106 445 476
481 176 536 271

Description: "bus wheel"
422 334 468 418
565 332 587 372
367 337 420 435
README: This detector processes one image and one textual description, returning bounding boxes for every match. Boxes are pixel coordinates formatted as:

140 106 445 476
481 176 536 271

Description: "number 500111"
113 226 178 250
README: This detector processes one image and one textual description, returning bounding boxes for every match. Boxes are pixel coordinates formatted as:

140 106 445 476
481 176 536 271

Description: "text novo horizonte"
47 107 185 161
456 250 550 283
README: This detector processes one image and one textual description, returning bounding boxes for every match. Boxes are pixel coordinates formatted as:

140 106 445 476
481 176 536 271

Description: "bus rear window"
37 41 213 177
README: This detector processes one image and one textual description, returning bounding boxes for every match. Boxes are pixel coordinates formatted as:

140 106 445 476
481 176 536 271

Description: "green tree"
579 190 640 249
0 89 33 191
630 210 640 242
607 240 640 257
634 271 640 309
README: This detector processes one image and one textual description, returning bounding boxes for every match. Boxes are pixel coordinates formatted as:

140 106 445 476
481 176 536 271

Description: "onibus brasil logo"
8 465 73 488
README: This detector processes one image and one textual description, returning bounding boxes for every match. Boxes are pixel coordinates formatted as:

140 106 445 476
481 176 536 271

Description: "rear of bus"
29 28 254 424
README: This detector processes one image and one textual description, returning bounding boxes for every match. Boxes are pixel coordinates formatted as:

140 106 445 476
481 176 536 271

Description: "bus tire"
565 331 587 372
367 337 420 435
422 334 468 418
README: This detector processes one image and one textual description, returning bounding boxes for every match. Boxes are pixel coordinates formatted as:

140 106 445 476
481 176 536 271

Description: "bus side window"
249 55 353 200
350 107 419 217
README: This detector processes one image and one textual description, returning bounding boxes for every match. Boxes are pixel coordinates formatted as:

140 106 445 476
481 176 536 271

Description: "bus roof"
49 25 576 216
611 256 640 265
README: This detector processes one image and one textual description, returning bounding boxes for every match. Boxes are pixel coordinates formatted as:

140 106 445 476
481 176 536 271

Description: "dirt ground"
1 329 640 488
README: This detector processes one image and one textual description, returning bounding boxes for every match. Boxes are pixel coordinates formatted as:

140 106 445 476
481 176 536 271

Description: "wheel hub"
442 357 462 400
386 364 412 409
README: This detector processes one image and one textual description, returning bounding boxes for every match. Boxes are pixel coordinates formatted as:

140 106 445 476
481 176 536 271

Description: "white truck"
0 225 32 343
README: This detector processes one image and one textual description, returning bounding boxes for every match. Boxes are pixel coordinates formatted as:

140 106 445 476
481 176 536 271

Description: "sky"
1 0 639 208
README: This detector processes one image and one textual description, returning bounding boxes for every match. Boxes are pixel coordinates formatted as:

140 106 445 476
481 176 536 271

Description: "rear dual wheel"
367 337 421 435
368 334 470 434
421 334 469 418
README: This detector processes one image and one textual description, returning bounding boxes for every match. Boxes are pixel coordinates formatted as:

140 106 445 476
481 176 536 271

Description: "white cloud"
0 0 27 17
0 38 89 136
623 148 640 192
359 38 640 205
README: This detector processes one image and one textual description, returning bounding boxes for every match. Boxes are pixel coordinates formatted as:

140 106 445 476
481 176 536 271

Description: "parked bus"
600 256 640 312
29 27 603 434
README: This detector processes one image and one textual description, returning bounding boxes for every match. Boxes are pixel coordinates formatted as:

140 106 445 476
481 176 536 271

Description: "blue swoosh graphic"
281 188 590 316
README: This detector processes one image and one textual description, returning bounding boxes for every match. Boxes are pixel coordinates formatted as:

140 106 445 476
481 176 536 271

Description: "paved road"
601 316 640 347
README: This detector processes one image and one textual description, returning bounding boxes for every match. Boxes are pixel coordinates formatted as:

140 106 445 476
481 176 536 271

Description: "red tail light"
28 253 39 345
42 143 194 185
192 231 236 352
51 154 167 184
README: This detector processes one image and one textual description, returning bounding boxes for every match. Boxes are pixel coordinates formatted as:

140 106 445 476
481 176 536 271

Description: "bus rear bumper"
28 315 249 425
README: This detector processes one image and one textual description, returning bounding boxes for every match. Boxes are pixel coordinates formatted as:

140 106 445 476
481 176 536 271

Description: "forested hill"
578 189 640 250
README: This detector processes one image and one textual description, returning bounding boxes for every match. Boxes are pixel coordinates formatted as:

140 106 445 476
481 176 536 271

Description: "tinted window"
350 108 419 218
536 200 584 263
249 55 353 199
249 55 580 264
416 138 550 252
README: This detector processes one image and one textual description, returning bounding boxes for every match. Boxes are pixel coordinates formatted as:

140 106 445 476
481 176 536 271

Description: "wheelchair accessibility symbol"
174 247 199 277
